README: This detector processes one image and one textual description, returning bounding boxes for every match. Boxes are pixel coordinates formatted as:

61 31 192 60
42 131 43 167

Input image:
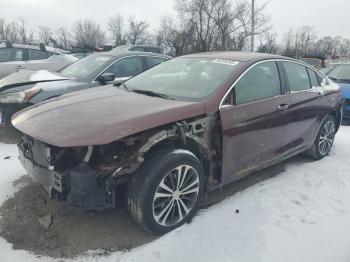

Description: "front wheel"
127 148 205 234
306 115 336 160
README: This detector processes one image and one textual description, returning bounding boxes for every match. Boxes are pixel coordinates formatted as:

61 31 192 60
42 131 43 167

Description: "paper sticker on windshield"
212 59 238 66
96 57 110 62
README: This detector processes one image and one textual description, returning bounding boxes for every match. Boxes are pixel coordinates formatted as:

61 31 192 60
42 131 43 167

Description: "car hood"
338 83 350 99
12 86 206 147
0 70 69 93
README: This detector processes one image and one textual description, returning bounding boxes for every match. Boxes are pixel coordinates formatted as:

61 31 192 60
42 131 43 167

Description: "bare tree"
174 0 270 52
340 38 350 56
176 0 217 52
108 14 126 46
55 27 72 50
127 16 149 45
157 16 194 56
72 19 105 48
38 25 52 45
0 19 20 43
17 18 34 44
257 32 279 53
230 0 270 51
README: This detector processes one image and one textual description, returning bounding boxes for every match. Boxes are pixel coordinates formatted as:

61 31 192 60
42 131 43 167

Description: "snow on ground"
1 127 350 262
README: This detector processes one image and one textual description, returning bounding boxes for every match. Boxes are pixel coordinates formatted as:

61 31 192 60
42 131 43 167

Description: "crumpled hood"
338 83 350 99
0 70 69 93
12 86 206 147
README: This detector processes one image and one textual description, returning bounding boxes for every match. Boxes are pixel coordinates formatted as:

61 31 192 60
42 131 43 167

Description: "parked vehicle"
0 41 77 79
13 52 342 234
300 57 323 69
0 51 170 126
113 44 162 54
71 53 91 60
325 63 350 123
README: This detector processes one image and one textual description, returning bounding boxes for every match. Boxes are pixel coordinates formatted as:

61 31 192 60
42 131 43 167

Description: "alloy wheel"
318 120 335 156
152 165 200 227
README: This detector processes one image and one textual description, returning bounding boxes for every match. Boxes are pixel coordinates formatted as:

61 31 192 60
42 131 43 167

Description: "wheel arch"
142 134 211 180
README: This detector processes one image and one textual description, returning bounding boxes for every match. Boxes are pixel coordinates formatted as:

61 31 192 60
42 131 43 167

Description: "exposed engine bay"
18 114 222 211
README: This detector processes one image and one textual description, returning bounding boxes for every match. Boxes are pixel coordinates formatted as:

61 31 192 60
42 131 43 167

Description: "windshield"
61 54 112 79
125 57 240 101
327 64 350 82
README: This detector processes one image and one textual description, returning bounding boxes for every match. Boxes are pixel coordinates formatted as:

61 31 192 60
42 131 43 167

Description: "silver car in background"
0 41 77 79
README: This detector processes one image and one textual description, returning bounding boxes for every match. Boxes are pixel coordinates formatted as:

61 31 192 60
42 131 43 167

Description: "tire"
306 115 336 160
127 148 205 234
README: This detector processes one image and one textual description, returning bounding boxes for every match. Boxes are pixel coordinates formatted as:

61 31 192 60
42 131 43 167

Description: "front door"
220 61 289 184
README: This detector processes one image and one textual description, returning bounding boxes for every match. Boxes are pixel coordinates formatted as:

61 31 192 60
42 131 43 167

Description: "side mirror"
97 73 115 83
113 76 132 86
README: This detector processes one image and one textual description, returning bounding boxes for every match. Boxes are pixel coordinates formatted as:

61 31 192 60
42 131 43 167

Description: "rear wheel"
127 148 204 234
306 115 336 160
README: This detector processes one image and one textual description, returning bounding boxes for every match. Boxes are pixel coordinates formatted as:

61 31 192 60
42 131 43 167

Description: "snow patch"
30 70 66 81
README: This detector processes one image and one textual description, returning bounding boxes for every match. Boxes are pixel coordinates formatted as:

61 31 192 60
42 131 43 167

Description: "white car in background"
0 41 78 79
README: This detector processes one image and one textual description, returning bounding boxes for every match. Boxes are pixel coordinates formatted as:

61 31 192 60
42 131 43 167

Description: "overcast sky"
1 0 350 40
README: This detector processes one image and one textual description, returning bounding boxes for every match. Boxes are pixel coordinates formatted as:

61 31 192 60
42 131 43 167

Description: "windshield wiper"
115 81 129 91
339 79 350 84
329 77 350 84
328 76 339 82
132 89 173 100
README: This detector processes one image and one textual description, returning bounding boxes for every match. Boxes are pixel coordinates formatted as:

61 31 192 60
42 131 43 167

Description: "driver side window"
234 61 281 105
105 56 142 78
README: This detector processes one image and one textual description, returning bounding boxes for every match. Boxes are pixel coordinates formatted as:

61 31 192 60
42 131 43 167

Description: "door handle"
277 104 289 111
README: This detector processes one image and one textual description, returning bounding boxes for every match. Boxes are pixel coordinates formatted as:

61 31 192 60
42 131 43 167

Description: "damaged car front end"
17 115 217 211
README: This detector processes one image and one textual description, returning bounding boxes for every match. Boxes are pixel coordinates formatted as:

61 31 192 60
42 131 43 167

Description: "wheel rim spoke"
159 180 174 194
178 198 190 215
154 192 173 200
181 176 199 193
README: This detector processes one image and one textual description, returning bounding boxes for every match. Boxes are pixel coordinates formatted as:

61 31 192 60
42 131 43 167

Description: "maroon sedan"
12 52 342 234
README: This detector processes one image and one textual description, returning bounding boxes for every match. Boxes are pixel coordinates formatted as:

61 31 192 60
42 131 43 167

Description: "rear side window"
284 62 310 91
307 68 320 87
0 48 24 62
145 57 166 69
145 47 161 53
130 47 144 52
105 56 143 78
235 61 281 104
28 49 48 60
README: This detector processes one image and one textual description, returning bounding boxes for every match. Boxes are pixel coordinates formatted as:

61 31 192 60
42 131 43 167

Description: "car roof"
101 50 172 59
0 43 66 54
183 51 286 62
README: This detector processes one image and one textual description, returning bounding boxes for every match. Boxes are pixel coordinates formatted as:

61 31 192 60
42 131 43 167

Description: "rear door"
281 61 327 153
220 61 290 183
0 48 26 78
25 49 54 71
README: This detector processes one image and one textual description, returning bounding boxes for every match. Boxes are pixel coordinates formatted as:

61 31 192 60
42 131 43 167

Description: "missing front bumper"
18 141 115 211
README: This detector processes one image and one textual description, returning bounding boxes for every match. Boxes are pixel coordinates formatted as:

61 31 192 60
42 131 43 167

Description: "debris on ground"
38 214 52 229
